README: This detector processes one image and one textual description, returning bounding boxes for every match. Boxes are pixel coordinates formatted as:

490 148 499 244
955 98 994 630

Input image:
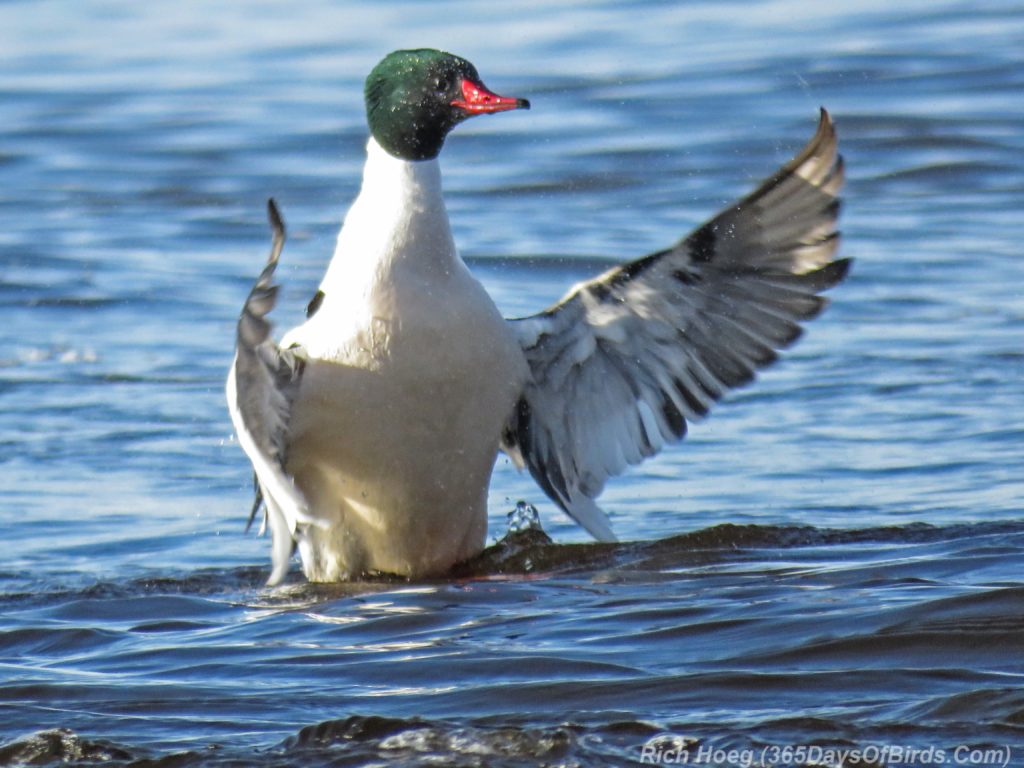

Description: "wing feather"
503 109 849 540
226 199 322 585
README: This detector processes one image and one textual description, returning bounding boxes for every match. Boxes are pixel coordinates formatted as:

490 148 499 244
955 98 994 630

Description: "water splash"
505 500 542 535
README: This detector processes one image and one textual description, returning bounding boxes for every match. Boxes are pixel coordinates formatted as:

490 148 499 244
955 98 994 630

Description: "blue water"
2 0 1024 765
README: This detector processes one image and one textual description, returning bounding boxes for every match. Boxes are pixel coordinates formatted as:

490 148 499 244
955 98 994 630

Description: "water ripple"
3 0 1024 764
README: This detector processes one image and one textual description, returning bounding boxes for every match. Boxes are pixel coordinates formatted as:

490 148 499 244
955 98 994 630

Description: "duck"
226 48 848 585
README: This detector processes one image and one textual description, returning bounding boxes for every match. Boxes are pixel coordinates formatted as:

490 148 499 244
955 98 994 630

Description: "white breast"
279 138 527 581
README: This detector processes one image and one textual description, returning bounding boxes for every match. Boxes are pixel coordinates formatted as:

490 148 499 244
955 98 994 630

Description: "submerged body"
227 49 849 584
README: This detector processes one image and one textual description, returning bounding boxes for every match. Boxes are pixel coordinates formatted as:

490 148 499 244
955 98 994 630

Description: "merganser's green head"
365 48 530 162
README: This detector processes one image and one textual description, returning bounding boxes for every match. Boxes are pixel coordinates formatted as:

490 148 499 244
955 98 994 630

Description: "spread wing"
502 109 849 541
225 199 320 585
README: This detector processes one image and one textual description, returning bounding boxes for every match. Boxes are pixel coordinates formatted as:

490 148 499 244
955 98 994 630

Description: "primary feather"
501 109 848 540
226 200 325 584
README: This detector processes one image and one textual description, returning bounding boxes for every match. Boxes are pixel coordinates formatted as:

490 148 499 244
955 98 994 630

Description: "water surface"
2 1 1023 765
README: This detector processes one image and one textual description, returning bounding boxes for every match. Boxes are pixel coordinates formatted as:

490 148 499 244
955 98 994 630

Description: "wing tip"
783 106 840 186
816 106 835 143
267 198 285 239
817 256 853 289
263 198 286 277
237 198 290 344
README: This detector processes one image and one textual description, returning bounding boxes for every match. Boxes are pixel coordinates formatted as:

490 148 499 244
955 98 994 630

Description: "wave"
3 520 1023 607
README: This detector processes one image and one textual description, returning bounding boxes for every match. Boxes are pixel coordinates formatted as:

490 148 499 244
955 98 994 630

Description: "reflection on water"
2 0 1024 764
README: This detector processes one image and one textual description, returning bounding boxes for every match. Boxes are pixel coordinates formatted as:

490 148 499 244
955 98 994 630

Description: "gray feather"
227 199 315 585
503 109 850 540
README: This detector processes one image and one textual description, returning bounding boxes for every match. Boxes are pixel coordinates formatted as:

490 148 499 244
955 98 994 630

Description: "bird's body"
277 139 526 581
227 49 849 585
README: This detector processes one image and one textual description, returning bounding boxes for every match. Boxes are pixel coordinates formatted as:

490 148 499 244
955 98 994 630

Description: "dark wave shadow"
453 518 1024 579
5 519 1022 609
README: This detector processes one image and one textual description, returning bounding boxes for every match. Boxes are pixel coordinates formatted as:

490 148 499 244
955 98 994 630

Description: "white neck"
319 137 457 298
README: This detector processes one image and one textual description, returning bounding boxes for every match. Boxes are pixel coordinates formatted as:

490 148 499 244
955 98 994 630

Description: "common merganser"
227 48 848 585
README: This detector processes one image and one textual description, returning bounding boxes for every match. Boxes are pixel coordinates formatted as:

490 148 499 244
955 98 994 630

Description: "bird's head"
365 48 530 161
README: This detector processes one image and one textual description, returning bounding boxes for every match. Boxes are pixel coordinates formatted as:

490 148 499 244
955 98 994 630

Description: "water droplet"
506 500 541 534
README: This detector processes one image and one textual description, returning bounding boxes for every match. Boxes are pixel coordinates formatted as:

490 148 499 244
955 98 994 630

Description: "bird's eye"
434 76 451 94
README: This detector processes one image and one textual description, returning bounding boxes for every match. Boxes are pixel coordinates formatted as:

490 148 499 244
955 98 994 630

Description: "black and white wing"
502 109 849 542
226 199 319 585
